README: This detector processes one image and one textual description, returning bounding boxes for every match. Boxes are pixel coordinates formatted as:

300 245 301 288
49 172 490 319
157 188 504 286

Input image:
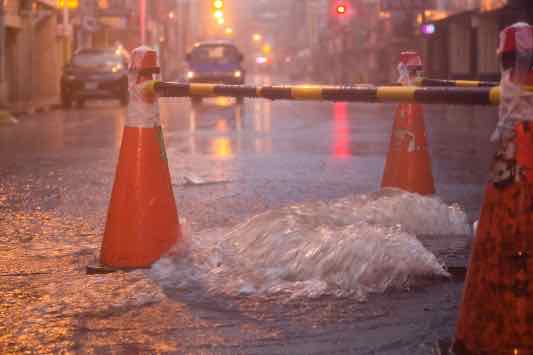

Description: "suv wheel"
61 94 72 109
191 97 202 107
119 92 129 107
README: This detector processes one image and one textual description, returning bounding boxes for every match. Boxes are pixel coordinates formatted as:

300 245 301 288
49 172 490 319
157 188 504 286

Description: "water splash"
149 189 470 300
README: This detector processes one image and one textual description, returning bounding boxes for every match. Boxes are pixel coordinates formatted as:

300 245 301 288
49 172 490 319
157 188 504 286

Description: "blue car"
185 41 245 104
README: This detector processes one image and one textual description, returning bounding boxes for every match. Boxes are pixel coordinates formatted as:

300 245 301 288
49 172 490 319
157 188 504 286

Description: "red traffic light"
336 4 347 15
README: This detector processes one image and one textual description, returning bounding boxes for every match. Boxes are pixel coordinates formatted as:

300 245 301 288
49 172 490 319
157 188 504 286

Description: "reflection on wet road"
0 79 498 353
332 102 351 159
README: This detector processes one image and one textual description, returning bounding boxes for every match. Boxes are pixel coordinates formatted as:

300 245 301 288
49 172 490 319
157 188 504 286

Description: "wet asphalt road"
0 76 498 354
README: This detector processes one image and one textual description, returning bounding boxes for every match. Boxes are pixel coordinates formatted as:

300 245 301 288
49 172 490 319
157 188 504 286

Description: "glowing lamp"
336 4 346 15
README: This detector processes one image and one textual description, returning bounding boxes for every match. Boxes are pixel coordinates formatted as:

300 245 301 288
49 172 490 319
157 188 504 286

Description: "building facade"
0 0 199 111
0 0 63 113
304 0 532 85
423 0 533 81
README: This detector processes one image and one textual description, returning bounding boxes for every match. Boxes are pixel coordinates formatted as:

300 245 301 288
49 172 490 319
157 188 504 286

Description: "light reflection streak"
332 102 351 159
114 109 126 148
212 137 233 158
253 99 272 154
188 108 197 154
211 115 233 158
0 114 65 154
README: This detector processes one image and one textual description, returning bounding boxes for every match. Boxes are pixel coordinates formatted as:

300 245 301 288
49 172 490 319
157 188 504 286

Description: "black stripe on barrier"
213 84 258 98
420 79 456 87
322 87 378 102
471 81 498 88
155 82 189 97
420 78 498 88
413 87 493 105
260 86 292 100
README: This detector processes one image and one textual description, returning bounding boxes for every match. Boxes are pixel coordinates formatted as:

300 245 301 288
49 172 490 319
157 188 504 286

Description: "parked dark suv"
61 48 129 108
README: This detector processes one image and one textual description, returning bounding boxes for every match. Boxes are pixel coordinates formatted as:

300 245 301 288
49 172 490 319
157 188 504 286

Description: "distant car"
185 40 245 104
60 48 129 108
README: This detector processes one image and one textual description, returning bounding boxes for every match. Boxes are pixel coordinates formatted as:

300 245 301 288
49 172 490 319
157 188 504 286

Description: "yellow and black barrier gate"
154 82 504 106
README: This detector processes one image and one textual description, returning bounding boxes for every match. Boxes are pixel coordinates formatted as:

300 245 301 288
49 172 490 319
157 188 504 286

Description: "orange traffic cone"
88 46 181 273
98 124 181 269
453 123 533 354
453 23 533 354
380 102 435 195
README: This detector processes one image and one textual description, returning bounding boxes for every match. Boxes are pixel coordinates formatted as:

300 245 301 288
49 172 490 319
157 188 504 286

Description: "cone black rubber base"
86 263 151 274
447 265 467 280
86 264 119 275
434 338 459 355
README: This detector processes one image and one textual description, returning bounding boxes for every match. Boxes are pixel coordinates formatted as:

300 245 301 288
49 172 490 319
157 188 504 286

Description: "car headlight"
187 71 195 79
112 64 124 73
234 70 242 78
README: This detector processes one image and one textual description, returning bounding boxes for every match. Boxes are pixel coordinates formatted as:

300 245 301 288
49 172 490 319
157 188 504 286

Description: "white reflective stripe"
392 129 417 152
130 46 157 71
126 82 161 128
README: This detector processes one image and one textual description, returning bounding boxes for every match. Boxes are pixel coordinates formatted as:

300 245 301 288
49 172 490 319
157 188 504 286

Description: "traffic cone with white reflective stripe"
88 46 181 273
381 52 435 195
453 23 533 354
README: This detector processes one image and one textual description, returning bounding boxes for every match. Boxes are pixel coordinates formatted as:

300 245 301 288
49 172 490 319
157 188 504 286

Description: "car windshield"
72 52 124 68
190 45 240 64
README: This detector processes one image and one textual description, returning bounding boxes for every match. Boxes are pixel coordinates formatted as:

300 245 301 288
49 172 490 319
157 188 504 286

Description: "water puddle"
149 188 471 301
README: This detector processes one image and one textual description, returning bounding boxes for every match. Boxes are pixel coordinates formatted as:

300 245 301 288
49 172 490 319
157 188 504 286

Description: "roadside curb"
0 110 19 125
8 96 61 116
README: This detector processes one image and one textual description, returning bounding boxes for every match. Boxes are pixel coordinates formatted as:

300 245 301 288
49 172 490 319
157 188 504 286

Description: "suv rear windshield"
190 45 240 64
72 51 124 68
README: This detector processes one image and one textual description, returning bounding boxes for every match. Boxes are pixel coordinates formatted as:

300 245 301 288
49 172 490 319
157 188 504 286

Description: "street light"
336 4 347 15
421 23 436 35
213 0 223 10
212 0 224 21
59 0 73 63
252 33 262 42
58 0 79 9
262 43 272 55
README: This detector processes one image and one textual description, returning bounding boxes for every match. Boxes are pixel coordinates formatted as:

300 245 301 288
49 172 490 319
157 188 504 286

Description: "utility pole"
62 0 72 62
177 0 189 67
63 1 69 29
140 0 146 45
78 0 86 50
177 0 183 57
0 0 6 105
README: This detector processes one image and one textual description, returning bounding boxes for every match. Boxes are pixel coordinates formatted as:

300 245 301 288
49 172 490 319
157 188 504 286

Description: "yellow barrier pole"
155 82 516 106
